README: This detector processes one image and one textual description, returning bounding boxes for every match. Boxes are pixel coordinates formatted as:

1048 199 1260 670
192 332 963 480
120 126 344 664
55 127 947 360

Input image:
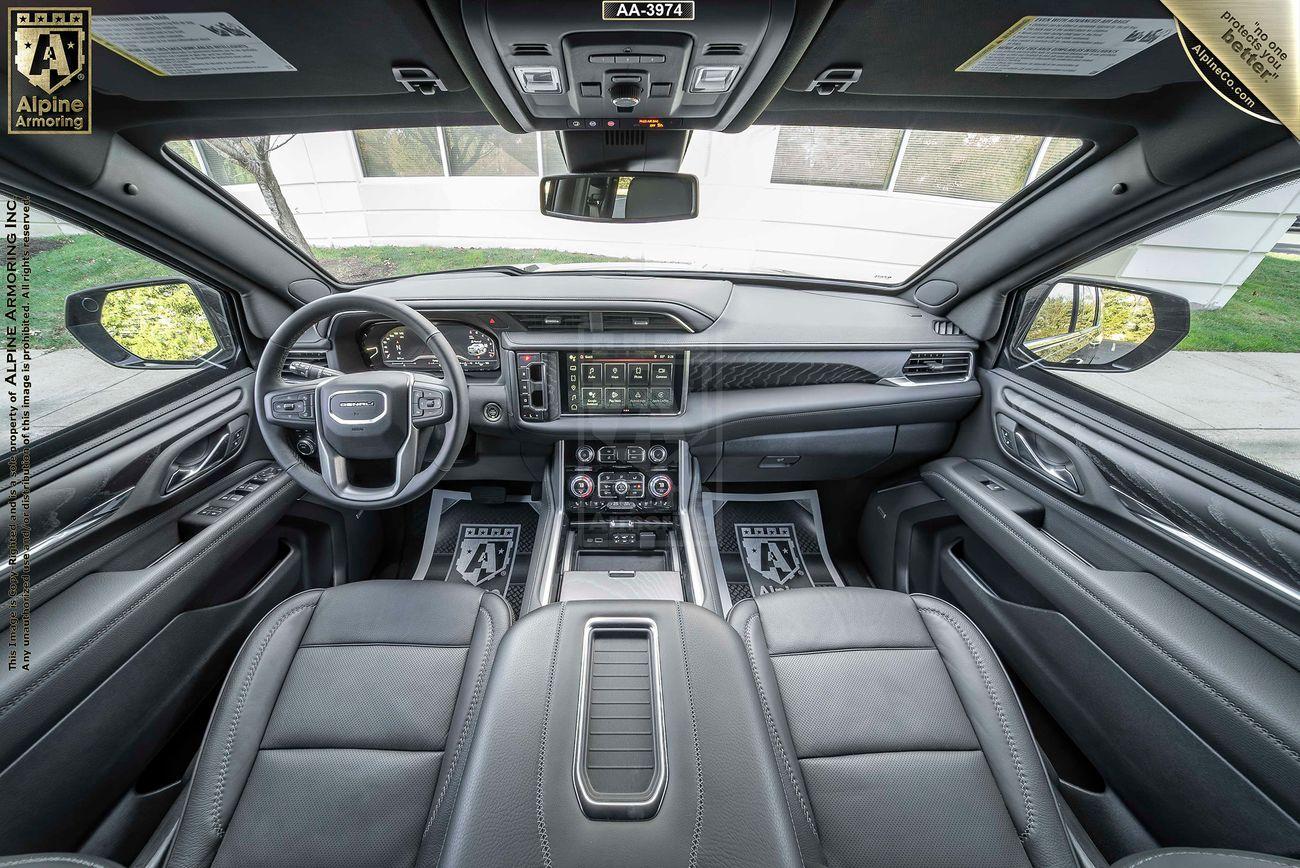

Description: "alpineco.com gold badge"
8 7 91 134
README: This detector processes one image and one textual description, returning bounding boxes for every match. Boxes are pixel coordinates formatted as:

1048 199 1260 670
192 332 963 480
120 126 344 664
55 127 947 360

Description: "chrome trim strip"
1112 487 1300 607
534 440 568 608
676 439 707 606
163 432 231 495
4 487 135 576
572 616 668 821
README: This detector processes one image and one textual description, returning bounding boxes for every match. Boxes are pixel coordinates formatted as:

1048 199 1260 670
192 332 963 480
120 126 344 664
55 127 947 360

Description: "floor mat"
412 491 540 618
701 490 844 613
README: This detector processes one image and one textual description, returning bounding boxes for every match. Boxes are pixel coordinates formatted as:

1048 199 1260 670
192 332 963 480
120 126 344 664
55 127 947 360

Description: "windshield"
168 125 1081 285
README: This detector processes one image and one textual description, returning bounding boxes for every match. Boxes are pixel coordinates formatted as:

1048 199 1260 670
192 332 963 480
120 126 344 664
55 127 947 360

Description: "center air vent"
601 312 690 332
703 42 745 55
511 42 551 56
510 311 591 331
896 350 973 385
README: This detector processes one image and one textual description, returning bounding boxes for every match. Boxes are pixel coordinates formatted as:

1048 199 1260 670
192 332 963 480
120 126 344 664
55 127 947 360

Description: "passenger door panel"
922 369 1300 857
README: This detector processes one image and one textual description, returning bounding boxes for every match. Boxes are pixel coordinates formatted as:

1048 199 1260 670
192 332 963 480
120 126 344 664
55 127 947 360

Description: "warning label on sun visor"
92 13 295 76
958 16 1176 76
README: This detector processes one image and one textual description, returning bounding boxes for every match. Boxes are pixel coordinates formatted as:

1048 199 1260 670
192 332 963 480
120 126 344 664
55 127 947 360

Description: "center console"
546 439 698 603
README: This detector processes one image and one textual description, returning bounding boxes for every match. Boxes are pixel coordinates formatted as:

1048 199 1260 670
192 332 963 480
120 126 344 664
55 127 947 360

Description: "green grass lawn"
1180 253 1300 352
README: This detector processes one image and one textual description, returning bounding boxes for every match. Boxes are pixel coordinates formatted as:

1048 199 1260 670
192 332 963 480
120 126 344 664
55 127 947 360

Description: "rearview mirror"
65 280 236 369
1014 279 1190 372
540 172 698 223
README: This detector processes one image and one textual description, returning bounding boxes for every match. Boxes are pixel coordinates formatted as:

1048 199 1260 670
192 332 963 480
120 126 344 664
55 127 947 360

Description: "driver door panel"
922 369 1300 857
0 373 307 856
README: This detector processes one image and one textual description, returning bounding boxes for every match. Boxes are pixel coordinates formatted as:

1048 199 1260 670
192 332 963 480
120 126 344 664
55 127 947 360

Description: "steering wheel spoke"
411 375 453 428
263 381 327 430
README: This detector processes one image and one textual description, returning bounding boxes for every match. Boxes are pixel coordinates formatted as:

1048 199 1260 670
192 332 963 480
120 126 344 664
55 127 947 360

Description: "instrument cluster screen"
359 322 499 372
562 350 684 415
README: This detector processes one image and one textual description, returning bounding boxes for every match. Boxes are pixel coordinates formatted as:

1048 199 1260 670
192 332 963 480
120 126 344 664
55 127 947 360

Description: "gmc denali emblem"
328 390 387 424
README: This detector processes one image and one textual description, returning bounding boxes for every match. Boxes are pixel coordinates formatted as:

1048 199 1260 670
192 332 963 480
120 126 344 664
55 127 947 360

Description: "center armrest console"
439 600 802 868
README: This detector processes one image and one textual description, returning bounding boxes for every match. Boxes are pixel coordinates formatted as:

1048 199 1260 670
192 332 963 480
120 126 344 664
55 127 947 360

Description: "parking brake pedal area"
701 490 844 614
412 491 539 617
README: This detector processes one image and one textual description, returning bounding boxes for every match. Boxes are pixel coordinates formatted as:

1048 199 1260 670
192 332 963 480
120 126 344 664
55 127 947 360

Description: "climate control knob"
647 444 669 464
574 444 595 464
569 474 595 499
649 474 674 499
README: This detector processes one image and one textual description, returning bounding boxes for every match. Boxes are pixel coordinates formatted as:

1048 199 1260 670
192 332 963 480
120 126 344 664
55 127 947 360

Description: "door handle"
1013 430 1080 493
163 431 231 495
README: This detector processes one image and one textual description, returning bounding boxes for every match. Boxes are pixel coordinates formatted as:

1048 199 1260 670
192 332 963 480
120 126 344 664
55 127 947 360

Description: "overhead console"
459 0 796 131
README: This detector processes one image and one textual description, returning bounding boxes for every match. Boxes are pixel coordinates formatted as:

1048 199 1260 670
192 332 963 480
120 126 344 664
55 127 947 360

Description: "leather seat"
729 587 1079 868
162 580 511 868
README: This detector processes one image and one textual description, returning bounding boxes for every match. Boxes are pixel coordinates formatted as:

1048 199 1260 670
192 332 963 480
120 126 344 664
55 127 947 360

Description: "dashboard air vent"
900 350 972 384
703 42 745 55
282 349 327 378
511 42 551 56
511 311 591 331
601 312 689 332
932 319 963 336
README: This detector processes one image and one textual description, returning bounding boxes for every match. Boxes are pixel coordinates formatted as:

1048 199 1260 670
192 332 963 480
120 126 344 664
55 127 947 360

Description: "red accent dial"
649 474 674 498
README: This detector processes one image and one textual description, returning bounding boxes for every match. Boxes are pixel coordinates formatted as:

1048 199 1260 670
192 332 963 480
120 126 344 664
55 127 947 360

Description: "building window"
354 128 446 177
444 127 539 176
771 126 904 190
892 131 1042 202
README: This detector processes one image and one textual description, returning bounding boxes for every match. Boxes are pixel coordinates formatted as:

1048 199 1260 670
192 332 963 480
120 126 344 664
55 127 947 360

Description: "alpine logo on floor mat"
448 524 520 586
736 524 810 590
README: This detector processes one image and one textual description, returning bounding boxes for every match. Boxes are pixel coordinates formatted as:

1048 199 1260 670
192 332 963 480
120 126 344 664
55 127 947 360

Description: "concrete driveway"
29 347 189 441
1060 351 1300 479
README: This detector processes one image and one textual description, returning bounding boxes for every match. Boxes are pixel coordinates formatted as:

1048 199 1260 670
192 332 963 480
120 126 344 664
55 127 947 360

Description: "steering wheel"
255 295 469 510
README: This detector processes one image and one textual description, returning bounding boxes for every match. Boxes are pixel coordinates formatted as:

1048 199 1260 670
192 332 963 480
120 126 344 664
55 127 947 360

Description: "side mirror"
1013 279 1190 372
540 172 699 223
65 280 236 369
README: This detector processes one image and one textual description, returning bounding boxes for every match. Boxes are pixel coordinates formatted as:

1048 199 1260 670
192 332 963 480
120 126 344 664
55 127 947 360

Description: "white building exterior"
136 128 1300 307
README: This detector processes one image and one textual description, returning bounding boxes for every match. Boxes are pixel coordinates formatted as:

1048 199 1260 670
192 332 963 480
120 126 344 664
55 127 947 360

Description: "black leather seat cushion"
164 580 511 868
729 587 1077 868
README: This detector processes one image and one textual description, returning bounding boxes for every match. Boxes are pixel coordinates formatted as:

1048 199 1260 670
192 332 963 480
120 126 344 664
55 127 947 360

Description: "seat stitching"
1124 852 1298 867
210 599 319 837
770 646 936 657
0 487 293 720
427 605 495 836
536 604 566 868
677 603 704 868
925 470 1300 769
743 611 819 840
916 603 1035 843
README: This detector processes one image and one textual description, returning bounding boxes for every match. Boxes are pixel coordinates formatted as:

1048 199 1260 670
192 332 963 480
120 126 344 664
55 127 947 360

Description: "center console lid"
439 600 802 867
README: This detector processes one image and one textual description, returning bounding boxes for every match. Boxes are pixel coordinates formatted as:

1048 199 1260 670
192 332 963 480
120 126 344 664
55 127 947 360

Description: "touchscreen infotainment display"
562 350 684 415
